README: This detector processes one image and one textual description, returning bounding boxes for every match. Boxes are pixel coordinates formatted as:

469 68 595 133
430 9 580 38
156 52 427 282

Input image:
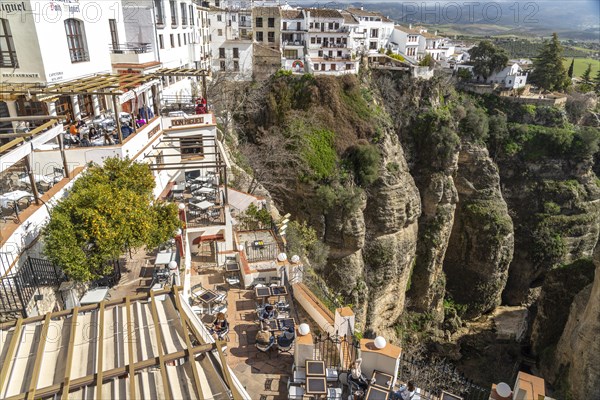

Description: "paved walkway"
191 265 293 399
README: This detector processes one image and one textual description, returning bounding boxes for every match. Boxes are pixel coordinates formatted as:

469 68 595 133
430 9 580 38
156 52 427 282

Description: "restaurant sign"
172 117 205 126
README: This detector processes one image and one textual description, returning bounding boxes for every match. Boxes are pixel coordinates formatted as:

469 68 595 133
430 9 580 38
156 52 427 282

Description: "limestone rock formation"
545 244 600 399
443 143 514 319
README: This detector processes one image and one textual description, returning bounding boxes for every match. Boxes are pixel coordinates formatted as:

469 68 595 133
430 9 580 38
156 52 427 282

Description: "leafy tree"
459 105 489 143
595 69 600 94
567 58 574 78
487 113 509 156
468 41 509 80
529 33 570 92
419 54 435 68
43 158 180 281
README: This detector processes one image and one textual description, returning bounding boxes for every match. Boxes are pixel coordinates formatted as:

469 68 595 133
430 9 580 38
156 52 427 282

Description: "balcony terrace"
109 42 156 65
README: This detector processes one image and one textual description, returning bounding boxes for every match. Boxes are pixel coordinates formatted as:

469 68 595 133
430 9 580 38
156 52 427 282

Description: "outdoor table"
261 319 279 332
225 262 240 272
0 191 33 208
365 386 389 400
277 318 295 331
155 251 176 266
371 370 393 390
189 200 214 210
79 287 109 305
255 286 271 304
271 286 287 296
196 290 218 314
193 175 212 183
305 360 326 377
305 377 327 396
19 175 52 185
195 186 214 194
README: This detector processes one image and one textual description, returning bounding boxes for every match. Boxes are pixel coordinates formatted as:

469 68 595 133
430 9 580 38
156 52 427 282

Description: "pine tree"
581 63 593 85
568 58 574 78
530 33 570 92
594 69 600 94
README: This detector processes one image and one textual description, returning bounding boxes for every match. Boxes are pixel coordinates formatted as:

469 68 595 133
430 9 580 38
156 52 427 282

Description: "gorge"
221 69 600 399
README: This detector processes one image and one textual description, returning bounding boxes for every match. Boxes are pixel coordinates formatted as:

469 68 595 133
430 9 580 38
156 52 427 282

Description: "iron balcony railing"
110 42 152 54
0 53 19 68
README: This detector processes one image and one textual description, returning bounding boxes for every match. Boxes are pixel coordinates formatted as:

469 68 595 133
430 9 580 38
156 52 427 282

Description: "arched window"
64 18 89 63
0 18 18 68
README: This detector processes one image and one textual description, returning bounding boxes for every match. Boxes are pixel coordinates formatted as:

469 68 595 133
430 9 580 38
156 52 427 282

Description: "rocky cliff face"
443 143 514 318
550 245 600 399
235 73 600 385
501 156 600 305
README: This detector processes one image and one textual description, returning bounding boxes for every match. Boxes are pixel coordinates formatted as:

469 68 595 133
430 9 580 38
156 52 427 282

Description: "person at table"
103 128 114 145
255 328 274 347
210 312 229 340
392 381 416 400
135 115 146 128
259 304 277 321
348 358 369 392
121 122 134 139
69 122 79 139
276 327 295 348
88 126 98 139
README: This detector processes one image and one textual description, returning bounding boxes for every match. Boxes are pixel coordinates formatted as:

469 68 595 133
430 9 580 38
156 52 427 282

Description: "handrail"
0 119 58 154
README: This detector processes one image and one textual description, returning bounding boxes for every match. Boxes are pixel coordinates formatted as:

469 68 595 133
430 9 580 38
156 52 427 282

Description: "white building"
305 8 358 75
280 9 307 73
483 63 528 89
346 7 394 54
207 5 253 80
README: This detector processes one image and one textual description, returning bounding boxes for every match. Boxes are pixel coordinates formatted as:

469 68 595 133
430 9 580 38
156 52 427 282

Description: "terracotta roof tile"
304 8 343 19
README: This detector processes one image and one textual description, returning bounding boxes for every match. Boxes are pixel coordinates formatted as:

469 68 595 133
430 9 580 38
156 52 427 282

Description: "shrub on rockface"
344 142 381 187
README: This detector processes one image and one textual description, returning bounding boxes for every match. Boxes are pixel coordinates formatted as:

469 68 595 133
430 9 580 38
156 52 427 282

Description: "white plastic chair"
327 387 342 399
326 368 339 382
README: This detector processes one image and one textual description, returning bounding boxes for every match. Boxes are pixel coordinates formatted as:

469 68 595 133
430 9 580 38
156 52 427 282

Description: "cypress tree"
567 58 574 78
530 33 570 92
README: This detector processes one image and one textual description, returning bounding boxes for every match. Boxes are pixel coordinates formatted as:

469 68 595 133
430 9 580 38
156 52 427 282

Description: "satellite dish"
496 383 511 397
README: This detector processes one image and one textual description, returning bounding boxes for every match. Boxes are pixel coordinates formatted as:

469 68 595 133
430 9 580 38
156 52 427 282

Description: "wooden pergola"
0 286 243 400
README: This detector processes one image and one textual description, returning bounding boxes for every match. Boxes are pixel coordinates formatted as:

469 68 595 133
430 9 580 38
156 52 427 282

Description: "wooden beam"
172 287 204 400
0 318 23 392
60 307 79 399
0 288 173 330
214 340 243 400
25 313 52 400
125 297 136 400
95 303 106 399
4 344 216 400
149 291 172 400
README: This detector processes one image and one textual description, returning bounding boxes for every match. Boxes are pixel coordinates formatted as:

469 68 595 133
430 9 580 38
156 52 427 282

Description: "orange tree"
43 157 180 281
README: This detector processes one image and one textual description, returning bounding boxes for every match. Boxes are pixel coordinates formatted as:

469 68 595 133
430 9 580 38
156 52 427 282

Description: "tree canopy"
43 157 180 281
529 33 570 92
469 41 509 80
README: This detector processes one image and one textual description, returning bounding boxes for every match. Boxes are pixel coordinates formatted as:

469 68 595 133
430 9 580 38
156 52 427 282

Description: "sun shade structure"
0 69 210 102
0 287 243 400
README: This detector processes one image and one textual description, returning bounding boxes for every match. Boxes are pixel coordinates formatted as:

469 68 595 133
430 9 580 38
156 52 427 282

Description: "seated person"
276 327 295 348
255 328 274 347
392 381 417 400
348 358 369 392
210 312 229 340
259 304 277 321
121 123 134 138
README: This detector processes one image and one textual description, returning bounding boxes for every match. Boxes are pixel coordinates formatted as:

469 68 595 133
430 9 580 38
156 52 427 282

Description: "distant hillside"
296 0 600 41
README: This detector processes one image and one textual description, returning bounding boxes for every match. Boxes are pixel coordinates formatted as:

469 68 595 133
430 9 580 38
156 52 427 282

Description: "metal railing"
0 257 66 319
110 42 152 54
245 242 278 263
397 354 490 400
0 53 19 68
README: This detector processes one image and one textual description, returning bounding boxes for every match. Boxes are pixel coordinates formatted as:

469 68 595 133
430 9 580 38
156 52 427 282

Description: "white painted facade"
0 0 116 85
485 63 528 89
346 8 394 54
305 9 358 75
208 7 253 79
280 10 307 73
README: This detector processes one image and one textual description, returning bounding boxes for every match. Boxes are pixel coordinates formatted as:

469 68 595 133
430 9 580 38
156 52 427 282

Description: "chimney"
435 30 438 36
409 23 412 29
360 6 363 10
